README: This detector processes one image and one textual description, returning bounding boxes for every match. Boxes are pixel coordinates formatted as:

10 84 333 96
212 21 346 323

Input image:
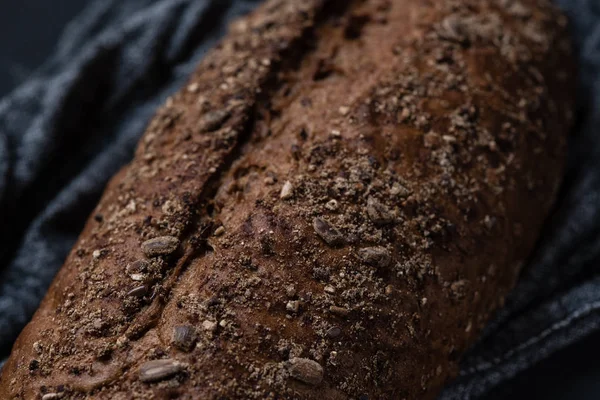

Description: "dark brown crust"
0 0 575 399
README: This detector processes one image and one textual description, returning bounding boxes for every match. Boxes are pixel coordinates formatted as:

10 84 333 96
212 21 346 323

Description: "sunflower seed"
128 259 149 281
127 259 149 274
141 236 180 257
329 305 350 317
172 325 197 352
326 326 342 338
366 197 394 225
127 285 148 297
287 358 324 385
358 247 391 268
313 218 344 246
139 359 183 383
200 109 231 132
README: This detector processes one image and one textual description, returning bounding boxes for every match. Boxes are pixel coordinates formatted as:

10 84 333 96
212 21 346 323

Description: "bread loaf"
0 0 575 399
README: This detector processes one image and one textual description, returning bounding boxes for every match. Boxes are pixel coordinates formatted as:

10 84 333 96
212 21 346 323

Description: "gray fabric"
0 0 598 398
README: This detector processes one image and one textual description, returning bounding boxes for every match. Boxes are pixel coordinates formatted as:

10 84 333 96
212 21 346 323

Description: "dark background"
0 2 599 399
0 1 91 95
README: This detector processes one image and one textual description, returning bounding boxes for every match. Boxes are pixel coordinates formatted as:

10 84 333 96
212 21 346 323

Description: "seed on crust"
172 325 197 352
329 305 350 317
200 109 231 132
127 285 149 297
139 359 183 383
326 326 342 338
287 357 324 385
127 259 149 274
313 217 344 246
127 260 149 281
358 247 392 268
141 236 180 257
366 197 394 225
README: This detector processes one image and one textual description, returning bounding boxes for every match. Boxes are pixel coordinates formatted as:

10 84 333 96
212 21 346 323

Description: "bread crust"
0 0 575 399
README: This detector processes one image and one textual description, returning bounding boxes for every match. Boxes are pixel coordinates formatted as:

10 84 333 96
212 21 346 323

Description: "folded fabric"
0 1 598 398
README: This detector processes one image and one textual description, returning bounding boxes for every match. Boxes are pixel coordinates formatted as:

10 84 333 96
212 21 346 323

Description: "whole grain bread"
0 0 575 399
